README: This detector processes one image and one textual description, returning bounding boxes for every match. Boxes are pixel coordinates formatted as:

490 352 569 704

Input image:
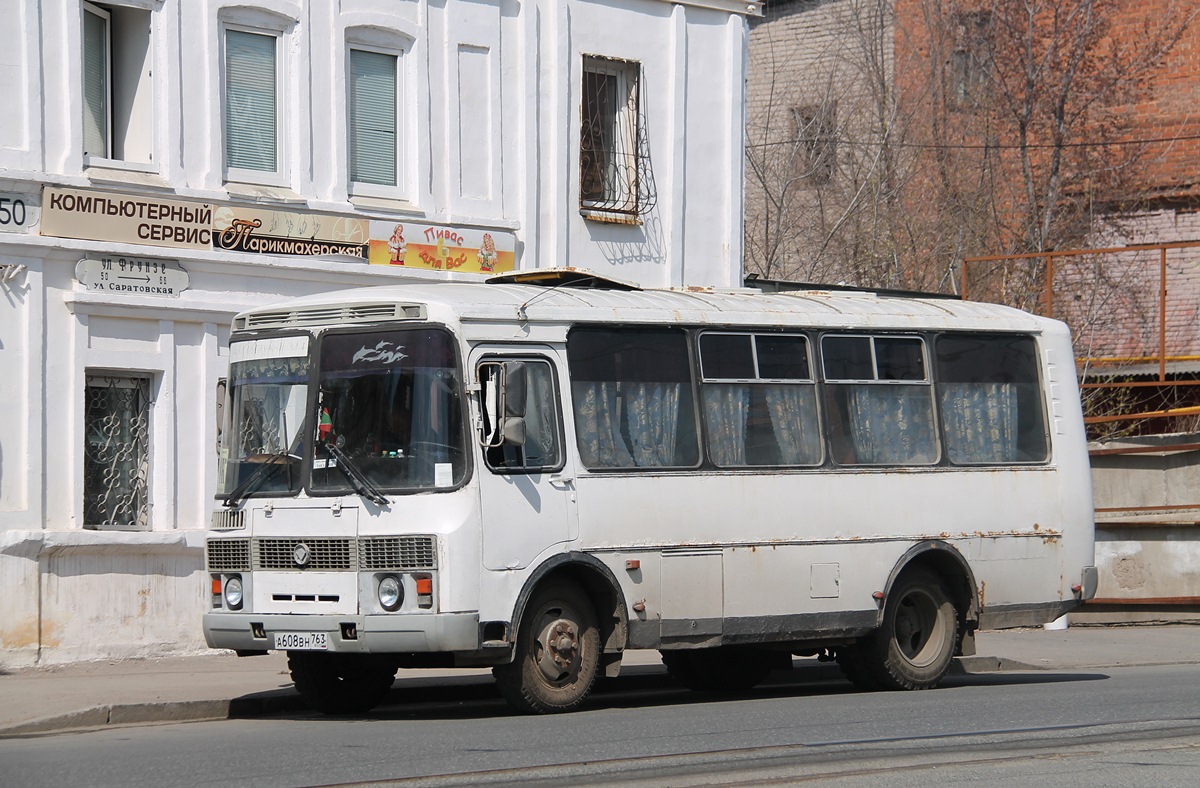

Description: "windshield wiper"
323 442 391 506
223 451 298 507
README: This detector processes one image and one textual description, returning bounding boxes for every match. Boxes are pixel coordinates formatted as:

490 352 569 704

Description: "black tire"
835 643 884 691
288 652 397 714
660 647 773 692
864 568 959 690
493 581 601 714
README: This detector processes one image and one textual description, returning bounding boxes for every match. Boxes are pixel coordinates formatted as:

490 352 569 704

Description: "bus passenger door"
473 350 577 571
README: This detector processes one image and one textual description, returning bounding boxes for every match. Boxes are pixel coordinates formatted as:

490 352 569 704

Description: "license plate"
274 632 328 650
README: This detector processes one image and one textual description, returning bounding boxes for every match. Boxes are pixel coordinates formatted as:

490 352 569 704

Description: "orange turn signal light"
415 577 433 595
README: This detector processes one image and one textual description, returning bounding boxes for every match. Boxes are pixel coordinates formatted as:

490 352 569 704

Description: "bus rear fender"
881 540 980 656
505 553 630 677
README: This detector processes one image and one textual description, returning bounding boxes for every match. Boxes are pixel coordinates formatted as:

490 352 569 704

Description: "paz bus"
203 269 1096 714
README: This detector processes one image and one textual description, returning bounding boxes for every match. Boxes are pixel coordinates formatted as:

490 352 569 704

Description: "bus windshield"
218 337 310 500
311 328 467 494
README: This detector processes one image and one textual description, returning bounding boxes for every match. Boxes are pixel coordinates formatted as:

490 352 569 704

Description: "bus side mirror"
478 361 529 448
501 416 526 446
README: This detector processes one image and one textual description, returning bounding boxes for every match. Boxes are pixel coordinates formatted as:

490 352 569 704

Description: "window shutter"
225 30 277 172
349 49 397 186
83 7 110 158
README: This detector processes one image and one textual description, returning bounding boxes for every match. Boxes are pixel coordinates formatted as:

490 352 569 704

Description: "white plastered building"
0 0 759 667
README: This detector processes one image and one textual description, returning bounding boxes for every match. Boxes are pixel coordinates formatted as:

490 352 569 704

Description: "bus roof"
232 276 1053 335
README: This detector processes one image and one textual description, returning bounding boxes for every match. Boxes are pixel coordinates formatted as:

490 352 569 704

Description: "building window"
950 11 991 110
348 48 399 189
224 28 280 177
791 104 837 185
84 374 150 530
82 2 153 164
580 55 656 218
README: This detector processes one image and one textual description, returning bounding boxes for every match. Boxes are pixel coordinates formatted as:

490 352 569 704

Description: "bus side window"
479 358 564 473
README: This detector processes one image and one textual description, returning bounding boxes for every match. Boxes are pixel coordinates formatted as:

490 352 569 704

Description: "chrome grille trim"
253 538 357 571
210 510 246 531
206 539 250 571
359 536 438 571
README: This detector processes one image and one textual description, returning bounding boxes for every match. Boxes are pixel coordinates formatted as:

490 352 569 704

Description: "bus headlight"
224 575 244 610
378 575 403 612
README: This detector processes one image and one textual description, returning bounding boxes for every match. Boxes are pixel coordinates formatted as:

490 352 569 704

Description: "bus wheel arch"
839 541 977 692
496 554 629 713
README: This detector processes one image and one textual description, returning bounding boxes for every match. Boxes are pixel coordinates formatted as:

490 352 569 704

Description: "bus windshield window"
218 337 310 498
311 328 466 493
567 328 700 469
935 334 1049 464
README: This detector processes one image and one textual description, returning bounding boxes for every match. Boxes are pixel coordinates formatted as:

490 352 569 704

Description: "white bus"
203 270 1097 714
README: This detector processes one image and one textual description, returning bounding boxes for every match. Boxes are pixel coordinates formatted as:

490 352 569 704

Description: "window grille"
84 375 151 529
579 56 657 217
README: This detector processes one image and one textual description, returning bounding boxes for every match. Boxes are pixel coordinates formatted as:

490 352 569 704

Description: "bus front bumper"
202 611 481 654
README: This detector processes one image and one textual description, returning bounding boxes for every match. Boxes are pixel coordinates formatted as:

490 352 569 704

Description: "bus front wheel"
494 580 601 714
287 652 397 714
866 568 959 690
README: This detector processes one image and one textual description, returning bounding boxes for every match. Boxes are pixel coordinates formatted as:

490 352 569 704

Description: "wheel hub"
535 618 578 682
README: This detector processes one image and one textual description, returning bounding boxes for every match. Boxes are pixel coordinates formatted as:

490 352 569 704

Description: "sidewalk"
2 624 1198 737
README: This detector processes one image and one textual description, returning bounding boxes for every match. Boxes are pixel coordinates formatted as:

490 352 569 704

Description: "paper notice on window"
435 463 453 487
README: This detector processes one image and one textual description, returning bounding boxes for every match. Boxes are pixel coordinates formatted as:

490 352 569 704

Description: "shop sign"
0 191 40 234
75 256 190 297
213 206 369 258
367 220 515 274
41 187 211 250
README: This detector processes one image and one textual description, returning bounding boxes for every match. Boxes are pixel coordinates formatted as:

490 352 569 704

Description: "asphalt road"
4 664 1200 787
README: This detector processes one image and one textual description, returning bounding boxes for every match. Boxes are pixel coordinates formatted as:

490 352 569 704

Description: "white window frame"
222 24 287 187
347 43 404 199
580 55 641 219
82 1 156 171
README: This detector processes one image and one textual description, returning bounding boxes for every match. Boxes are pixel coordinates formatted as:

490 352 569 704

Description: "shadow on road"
245 661 1110 724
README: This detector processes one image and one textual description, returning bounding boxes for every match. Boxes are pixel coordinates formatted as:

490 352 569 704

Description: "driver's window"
479 358 563 473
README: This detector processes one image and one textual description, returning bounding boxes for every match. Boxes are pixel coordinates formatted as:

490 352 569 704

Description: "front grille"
210 510 246 531
206 539 251 571
235 303 425 330
253 538 356 570
359 536 438 570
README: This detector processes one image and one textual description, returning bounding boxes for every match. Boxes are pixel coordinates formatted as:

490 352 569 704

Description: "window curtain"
847 385 936 464
572 381 633 468
522 365 559 466
940 382 1019 463
225 30 277 172
349 49 397 186
624 383 680 466
703 384 750 466
762 385 821 465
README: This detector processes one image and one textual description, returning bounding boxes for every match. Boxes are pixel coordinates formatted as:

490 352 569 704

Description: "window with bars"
82 2 153 164
348 47 399 190
84 374 151 530
579 55 656 218
224 28 280 177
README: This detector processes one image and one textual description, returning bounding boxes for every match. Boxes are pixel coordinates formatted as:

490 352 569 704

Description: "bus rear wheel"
287 652 397 714
866 568 959 690
494 580 600 714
